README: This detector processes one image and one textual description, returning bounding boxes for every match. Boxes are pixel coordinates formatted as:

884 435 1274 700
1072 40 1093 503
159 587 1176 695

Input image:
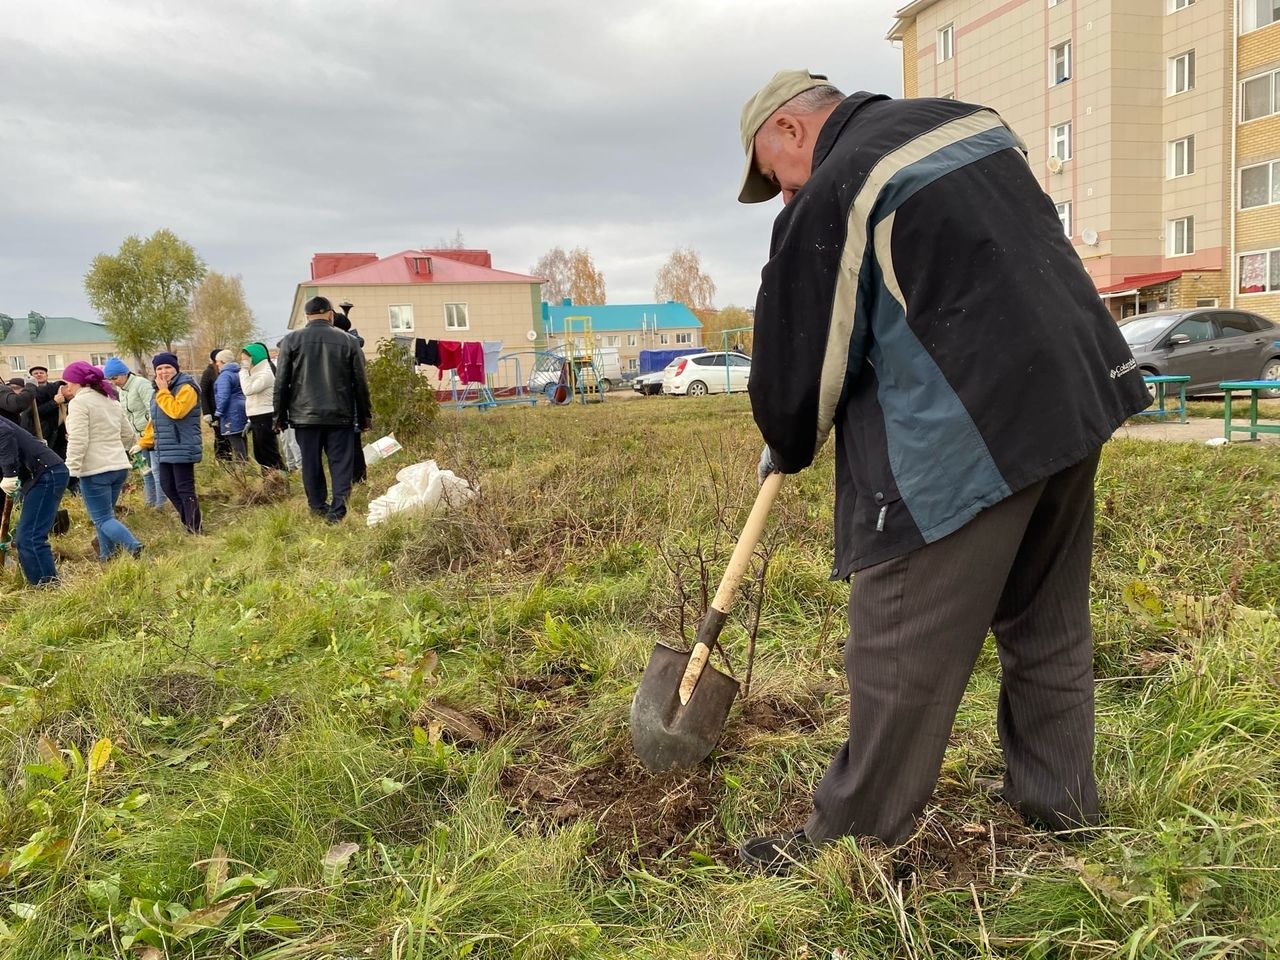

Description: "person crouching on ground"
139 352 203 534
0 413 69 585
238 342 284 473
61 361 144 561
104 357 163 510
213 350 248 461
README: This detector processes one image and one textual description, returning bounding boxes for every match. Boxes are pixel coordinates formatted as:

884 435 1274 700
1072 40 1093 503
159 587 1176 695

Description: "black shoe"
130 544 145 560
739 830 814 875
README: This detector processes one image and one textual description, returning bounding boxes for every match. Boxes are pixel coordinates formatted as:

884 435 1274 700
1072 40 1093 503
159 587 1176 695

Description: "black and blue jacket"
749 94 1150 577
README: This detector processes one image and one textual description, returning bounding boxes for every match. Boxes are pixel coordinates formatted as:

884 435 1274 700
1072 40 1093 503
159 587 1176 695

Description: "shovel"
631 471 783 772
0 494 14 569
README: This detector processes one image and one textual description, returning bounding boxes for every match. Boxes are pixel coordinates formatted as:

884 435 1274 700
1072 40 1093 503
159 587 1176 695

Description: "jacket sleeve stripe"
814 110 1012 453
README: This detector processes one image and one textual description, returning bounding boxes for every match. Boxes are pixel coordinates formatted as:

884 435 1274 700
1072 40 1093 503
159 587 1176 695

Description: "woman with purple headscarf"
62 361 144 561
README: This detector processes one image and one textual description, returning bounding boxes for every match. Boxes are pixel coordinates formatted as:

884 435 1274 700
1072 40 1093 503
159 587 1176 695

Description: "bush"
366 338 439 446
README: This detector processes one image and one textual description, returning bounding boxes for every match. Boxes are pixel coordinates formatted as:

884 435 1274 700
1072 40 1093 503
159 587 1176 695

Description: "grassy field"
1 394 1278 959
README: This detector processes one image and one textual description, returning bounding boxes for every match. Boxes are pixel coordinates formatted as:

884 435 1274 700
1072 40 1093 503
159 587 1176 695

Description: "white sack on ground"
366 459 477 527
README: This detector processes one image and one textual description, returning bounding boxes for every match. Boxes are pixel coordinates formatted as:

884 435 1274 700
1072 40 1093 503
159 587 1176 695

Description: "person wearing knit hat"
200 347 232 462
104 358 162 509
62 361 144 561
238 342 284 473
139 352 203 533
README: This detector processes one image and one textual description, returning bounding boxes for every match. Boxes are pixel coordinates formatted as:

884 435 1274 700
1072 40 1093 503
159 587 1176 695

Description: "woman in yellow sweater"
137 352 203 533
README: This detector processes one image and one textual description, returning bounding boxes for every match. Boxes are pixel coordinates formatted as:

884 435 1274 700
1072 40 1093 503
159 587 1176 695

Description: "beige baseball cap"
738 69 830 203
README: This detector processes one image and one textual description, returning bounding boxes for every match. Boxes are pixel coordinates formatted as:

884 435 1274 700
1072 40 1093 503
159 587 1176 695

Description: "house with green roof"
541 299 703 373
0 312 118 379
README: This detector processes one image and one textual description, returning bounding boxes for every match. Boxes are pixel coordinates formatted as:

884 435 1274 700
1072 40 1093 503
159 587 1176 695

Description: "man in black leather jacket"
273 296 371 523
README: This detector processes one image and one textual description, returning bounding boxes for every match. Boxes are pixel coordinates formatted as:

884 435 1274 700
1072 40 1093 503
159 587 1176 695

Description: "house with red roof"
286 249 545 361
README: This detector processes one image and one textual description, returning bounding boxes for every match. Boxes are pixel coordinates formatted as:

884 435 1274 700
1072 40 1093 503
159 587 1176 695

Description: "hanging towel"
482 340 503 375
459 341 486 384
436 341 462 380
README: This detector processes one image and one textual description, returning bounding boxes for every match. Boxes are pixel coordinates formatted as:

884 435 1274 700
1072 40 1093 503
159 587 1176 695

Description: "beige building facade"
285 250 545 374
889 0 1280 323
0 312 119 380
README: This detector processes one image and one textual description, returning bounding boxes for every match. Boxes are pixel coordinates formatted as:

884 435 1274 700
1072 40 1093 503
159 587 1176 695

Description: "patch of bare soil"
500 752 732 864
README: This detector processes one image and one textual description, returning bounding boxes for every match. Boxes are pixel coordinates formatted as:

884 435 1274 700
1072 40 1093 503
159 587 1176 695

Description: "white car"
663 352 751 397
632 370 666 395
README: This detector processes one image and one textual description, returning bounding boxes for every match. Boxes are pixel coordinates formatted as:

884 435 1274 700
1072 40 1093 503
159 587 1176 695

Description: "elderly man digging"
736 71 1149 872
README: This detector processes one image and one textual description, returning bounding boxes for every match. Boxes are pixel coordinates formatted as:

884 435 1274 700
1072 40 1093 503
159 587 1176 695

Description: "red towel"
436 341 462 380
459 342 486 384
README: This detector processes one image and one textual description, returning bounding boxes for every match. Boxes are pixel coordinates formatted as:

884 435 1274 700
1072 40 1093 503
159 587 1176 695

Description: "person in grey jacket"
105 357 162 509
273 296 371 523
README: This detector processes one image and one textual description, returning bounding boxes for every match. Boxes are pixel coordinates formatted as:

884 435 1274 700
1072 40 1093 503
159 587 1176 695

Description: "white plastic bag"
363 434 403 466
366 459 476 526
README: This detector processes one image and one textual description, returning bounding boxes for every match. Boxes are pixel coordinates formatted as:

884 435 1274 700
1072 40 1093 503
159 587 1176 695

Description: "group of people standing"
1 297 372 587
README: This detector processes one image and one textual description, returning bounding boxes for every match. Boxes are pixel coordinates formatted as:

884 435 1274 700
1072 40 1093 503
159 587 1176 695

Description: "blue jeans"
14 464 69 585
79 469 142 560
141 450 164 508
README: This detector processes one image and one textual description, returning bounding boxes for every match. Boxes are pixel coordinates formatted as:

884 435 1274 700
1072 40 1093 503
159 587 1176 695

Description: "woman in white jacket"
238 342 285 473
61 361 143 560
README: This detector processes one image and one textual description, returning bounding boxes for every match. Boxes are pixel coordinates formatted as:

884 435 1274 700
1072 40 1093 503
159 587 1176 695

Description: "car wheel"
598 378 611 394
687 380 708 397
1139 368 1159 401
1261 359 1280 399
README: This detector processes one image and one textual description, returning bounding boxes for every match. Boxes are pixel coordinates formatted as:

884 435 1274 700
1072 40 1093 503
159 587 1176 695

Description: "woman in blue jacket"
138 352 203 534
213 350 248 461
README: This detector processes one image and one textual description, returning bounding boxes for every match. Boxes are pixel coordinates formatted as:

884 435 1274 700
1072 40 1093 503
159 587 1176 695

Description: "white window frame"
1169 0 1193 10
937 24 954 63
8 356 25 371
1055 201 1072 238
443 302 469 331
1051 122 1072 161
1168 135 1195 178
627 358 638 371
659 333 670 345
1240 159 1280 209
675 332 692 345
1195 297 1219 307
47 354 64 371
627 334 637 347
1242 0 1280 32
1050 41 1072 86
1169 50 1195 96
1168 216 1195 256
1049 0 1064 6
1238 248 1280 294
89 353 114 366
605 335 619 347
388 304 414 333
1241 69 1280 122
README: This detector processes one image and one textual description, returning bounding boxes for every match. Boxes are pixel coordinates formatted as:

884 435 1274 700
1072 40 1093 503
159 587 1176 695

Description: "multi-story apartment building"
888 0 1280 323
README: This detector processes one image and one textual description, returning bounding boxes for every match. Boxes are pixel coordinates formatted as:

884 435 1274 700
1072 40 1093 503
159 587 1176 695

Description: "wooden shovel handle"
678 471 783 704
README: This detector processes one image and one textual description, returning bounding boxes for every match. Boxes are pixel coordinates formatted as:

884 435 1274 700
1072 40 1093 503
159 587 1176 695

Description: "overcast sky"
1 0 902 338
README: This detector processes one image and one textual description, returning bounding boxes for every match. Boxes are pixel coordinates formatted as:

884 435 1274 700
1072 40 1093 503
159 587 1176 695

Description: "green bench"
1220 380 1280 440
1140 375 1190 424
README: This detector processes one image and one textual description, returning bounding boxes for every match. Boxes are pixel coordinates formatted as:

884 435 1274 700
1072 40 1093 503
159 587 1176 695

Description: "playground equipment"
540 315 606 405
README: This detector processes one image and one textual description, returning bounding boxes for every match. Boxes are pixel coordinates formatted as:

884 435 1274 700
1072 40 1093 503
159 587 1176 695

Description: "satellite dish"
1081 227 1099 247
525 329 538 342
1047 155 1064 174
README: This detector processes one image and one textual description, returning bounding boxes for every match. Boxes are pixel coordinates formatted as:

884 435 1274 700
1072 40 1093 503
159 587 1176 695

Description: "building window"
387 304 414 332
659 333 670 345
605 335 619 347
444 303 469 331
46 354 64 371
1050 41 1071 85
628 358 638 371
89 353 114 366
1241 160 1280 208
1051 122 1072 161
1243 0 1280 32
1241 69 1280 121
1168 216 1195 256
8 356 25 371
1170 0 1194 10
675 332 692 345
1169 51 1195 95
1239 249 1280 293
1168 136 1195 178
937 24 954 63
1049 0 1064 6
1055 201 1072 238
627 334 637 347
1195 298 1218 307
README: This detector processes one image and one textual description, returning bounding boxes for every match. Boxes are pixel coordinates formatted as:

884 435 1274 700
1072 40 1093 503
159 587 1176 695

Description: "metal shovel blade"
630 641 740 772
